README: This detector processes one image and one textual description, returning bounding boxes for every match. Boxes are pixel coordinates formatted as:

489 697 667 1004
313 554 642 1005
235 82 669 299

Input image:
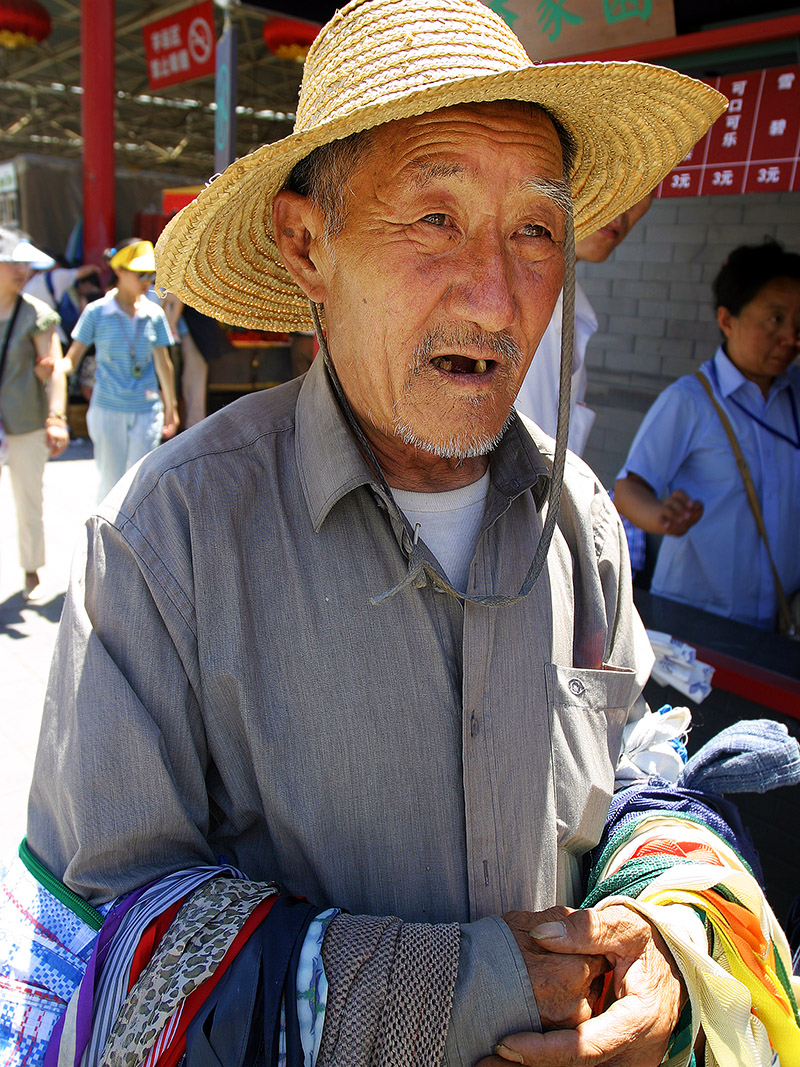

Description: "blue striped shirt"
73 291 173 413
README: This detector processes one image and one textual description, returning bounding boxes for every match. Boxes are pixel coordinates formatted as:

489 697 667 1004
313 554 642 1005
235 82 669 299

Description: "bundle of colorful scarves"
0 857 337 1067
0 851 457 1067
1 715 798 1067
582 763 800 1065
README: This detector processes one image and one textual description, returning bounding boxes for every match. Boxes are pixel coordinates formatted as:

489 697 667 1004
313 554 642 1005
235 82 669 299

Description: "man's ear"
272 190 328 303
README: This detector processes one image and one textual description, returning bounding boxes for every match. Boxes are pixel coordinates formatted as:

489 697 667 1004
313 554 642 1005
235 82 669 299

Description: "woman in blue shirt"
614 240 800 630
66 240 179 501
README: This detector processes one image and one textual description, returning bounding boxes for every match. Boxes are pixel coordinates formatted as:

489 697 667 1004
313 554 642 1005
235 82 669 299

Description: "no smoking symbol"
188 17 213 65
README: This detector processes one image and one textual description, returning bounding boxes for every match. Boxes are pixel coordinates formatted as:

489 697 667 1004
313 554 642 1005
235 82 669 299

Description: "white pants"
87 402 163 503
3 428 48 572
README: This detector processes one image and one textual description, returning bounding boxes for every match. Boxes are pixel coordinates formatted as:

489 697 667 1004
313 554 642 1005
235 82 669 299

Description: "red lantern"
262 16 319 62
0 0 51 48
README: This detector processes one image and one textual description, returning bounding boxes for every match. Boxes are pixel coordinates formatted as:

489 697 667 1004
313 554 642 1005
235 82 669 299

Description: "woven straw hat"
155 0 726 332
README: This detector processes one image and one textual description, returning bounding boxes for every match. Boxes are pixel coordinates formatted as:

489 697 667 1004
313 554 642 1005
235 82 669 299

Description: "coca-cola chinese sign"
658 65 800 198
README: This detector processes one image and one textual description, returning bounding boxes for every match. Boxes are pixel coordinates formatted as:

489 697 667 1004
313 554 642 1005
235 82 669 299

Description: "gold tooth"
474 359 487 374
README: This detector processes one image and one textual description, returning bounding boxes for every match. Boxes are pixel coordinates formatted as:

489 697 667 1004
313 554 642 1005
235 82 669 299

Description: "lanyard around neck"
708 360 800 450
118 306 146 378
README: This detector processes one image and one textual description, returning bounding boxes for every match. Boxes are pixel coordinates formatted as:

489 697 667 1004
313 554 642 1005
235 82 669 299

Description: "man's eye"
421 213 448 227
521 223 552 239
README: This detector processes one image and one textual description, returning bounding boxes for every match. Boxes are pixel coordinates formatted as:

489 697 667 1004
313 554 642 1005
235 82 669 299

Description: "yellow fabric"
645 885 800 1064
594 823 799 1067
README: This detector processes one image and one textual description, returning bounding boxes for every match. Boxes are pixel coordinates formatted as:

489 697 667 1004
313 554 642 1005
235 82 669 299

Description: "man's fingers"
476 1024 608 1067
480 996 671 1067
504 909 613 1030
658 490 704 535
529 904 649 963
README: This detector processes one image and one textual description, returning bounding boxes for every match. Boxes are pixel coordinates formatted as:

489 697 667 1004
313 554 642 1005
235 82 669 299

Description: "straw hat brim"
156 60 726 332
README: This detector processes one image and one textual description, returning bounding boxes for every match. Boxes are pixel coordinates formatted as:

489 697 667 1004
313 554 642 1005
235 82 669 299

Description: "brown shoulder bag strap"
694 370 793 634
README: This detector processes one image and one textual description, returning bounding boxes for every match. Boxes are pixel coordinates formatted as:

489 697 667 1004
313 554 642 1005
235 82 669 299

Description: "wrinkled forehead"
364 100 570 184
386 98 565 145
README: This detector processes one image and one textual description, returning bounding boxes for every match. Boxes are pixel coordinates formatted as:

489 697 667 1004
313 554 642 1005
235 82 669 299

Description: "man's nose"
445 230 517 334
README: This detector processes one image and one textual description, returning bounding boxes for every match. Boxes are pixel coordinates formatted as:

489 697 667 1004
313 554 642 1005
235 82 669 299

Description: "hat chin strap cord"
308 211 575 607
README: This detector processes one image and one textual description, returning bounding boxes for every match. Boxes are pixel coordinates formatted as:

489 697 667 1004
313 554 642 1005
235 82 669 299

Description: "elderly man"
26 0 726 1063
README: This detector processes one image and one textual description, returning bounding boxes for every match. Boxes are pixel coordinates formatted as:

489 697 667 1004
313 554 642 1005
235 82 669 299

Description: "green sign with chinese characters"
487 0 673 59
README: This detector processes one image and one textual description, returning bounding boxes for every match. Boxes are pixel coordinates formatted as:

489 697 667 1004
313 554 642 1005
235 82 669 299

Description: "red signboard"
657 65 800 198
142 2 216 91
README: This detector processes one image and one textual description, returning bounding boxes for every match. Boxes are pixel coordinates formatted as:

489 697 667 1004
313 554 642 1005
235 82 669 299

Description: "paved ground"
0 438 97 862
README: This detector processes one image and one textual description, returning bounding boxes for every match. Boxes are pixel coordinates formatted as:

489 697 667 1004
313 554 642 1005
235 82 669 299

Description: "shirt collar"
294 353 551 533
713 345 792 400
98 290 155 319
98 290 129 318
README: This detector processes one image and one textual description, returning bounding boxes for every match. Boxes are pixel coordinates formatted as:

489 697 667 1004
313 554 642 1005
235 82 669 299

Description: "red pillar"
81 0 115 268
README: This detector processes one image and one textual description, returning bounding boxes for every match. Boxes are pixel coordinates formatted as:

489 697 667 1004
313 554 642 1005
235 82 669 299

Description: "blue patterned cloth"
0 850 110 1067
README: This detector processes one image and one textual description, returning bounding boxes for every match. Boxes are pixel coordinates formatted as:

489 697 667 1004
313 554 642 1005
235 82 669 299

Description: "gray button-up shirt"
28 354 652 1062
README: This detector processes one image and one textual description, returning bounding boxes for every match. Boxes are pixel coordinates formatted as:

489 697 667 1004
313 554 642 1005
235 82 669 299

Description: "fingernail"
495 1045 525 1063
529 920 567 940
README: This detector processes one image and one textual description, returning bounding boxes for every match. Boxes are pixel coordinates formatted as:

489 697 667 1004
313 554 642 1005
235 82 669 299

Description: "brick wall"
579 191 800 488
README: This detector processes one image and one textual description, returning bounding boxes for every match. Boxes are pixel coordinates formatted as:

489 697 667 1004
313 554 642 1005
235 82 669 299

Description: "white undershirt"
392 470 491 592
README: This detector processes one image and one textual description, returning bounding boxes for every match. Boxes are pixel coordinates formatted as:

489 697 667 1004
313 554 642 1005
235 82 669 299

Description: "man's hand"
481 904 684 1067
503 909 610 1030
162 404 180 440
613 472 703 537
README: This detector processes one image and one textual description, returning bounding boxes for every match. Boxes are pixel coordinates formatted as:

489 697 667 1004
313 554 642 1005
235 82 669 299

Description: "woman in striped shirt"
65 240 179 501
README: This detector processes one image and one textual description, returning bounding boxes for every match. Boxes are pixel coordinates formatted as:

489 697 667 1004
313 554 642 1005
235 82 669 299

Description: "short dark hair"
285 100 577 239
712 239 800 315
286 129 376 239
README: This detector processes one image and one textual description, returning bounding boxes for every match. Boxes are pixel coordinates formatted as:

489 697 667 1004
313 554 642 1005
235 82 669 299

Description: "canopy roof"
0 0 331 180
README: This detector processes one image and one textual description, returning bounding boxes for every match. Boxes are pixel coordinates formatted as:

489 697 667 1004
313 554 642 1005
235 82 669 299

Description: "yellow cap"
109 240 156 273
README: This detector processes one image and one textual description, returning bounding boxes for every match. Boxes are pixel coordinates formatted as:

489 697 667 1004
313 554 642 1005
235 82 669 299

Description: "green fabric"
585 809 755 898
19 837 104 931
773 940 800 1027
582 856 696 908
665 1001 694 1062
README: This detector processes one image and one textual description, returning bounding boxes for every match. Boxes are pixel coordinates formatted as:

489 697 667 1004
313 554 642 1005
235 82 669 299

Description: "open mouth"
430 354 493 375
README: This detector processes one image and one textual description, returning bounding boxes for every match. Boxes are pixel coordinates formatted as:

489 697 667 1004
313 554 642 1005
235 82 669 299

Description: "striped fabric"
72 292 172 414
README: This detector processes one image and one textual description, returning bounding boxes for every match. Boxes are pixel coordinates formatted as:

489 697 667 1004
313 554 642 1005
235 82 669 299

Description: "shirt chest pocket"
545 663 636 856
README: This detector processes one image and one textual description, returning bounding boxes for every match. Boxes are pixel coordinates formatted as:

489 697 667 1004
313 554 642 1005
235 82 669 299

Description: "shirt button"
568 679 585 697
